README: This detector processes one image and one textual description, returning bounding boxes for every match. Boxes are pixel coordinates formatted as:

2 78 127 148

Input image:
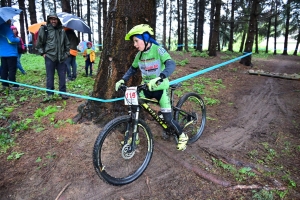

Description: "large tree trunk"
209 0 221 56
76 0 156 123
240 0 259 67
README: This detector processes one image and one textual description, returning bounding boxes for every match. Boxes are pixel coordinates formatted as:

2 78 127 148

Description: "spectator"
64 28 79 81
0 19 20 91
36 13 70 100
83 42 95 77
11 26 26 74
27 30 33 53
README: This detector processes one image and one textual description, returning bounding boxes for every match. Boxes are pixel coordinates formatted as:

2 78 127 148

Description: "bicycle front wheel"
174 92 206 143
93 115 153 186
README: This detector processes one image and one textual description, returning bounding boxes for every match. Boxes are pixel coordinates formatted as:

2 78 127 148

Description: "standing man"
64 28 79 81
0 19 20 91
27 30 33 53
36 13 70 100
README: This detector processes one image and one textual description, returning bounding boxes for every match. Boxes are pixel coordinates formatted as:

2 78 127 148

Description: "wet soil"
0 53 299 200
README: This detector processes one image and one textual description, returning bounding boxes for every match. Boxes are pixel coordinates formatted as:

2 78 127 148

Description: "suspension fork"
127 105 140 149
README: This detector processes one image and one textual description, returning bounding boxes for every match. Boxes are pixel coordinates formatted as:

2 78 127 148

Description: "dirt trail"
1 54 299 199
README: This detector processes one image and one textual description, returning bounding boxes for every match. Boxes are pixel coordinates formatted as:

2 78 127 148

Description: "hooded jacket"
0 22 20 57
36 13 70 62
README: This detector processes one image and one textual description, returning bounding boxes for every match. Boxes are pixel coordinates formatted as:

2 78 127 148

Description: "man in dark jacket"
64 28 79 81
36 13 70 99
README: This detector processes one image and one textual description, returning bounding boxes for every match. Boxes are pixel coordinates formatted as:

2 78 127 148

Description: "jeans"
45 57 67 95
65 55 77 80
17 53 26 74
0 57 18 87
85 61 93 75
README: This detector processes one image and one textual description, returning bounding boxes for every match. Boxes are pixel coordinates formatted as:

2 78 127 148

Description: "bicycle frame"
126 84 179 135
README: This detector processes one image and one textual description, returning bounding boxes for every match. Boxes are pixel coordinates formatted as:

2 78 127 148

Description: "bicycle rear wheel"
93 115 153 186
174 92 206 143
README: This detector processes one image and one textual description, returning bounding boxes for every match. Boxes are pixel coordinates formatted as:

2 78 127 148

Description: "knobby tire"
93 115 153 186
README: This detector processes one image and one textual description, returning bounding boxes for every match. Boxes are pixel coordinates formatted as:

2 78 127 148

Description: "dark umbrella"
0 7 22 25
57 12 92 34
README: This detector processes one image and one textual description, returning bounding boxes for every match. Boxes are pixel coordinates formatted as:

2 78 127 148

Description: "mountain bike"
93 82 206 186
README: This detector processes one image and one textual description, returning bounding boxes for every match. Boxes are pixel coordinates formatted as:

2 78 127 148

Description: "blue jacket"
0 23 20 57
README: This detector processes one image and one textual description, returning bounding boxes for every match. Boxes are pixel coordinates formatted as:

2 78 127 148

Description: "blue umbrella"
0 7 22 25
57 12 92 34
78 41 95 52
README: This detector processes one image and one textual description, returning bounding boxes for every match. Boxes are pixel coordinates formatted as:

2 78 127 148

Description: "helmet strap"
139 34 150 60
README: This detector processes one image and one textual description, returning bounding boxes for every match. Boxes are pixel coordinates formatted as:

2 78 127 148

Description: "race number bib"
124 87 138 105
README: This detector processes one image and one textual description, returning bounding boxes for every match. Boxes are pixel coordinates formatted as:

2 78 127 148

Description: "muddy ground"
0 52 300 200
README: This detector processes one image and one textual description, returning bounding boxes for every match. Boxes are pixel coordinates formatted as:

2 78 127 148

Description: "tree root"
156 142 288 191
228 184 286 191
55 182 71 200
155 142 231 187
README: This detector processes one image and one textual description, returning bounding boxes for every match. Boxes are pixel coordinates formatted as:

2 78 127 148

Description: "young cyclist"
115 24 188 151
83 42 96 77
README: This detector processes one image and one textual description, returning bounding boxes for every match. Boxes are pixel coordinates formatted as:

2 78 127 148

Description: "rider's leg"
159 90 188 151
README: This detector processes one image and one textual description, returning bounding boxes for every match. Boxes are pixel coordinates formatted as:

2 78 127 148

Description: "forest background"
1 0 300 55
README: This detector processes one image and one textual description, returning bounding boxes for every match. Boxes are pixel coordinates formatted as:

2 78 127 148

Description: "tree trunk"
209 0 221 56
87 0 92 42
162 0 167 48
182 0 188 51
168 0 173 50
18 0 26 48
255 20 258 54
273 0 278 55
62 0 71 13
176 0 182 51
28 0 37 24
240 0 259 67
208 0 215 51
193 0 198 50
282 0 291 55
76 0 156 123
53 0 57 13
293 28 300 56
41 0 46 21
228 0 234 52
239 29 246 53
76 0 81 43
196 0 205 52
98 0 102 51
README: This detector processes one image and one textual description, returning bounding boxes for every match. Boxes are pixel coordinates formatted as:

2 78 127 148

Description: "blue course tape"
170 52 252 85
0 52 252 102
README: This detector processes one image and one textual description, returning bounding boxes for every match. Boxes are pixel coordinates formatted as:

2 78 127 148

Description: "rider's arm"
122 66 138 82
159 59 176 79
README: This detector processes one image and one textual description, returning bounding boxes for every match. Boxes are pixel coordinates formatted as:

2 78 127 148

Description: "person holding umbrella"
36 13 70 100
0 19 21 91
64 28 79 81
